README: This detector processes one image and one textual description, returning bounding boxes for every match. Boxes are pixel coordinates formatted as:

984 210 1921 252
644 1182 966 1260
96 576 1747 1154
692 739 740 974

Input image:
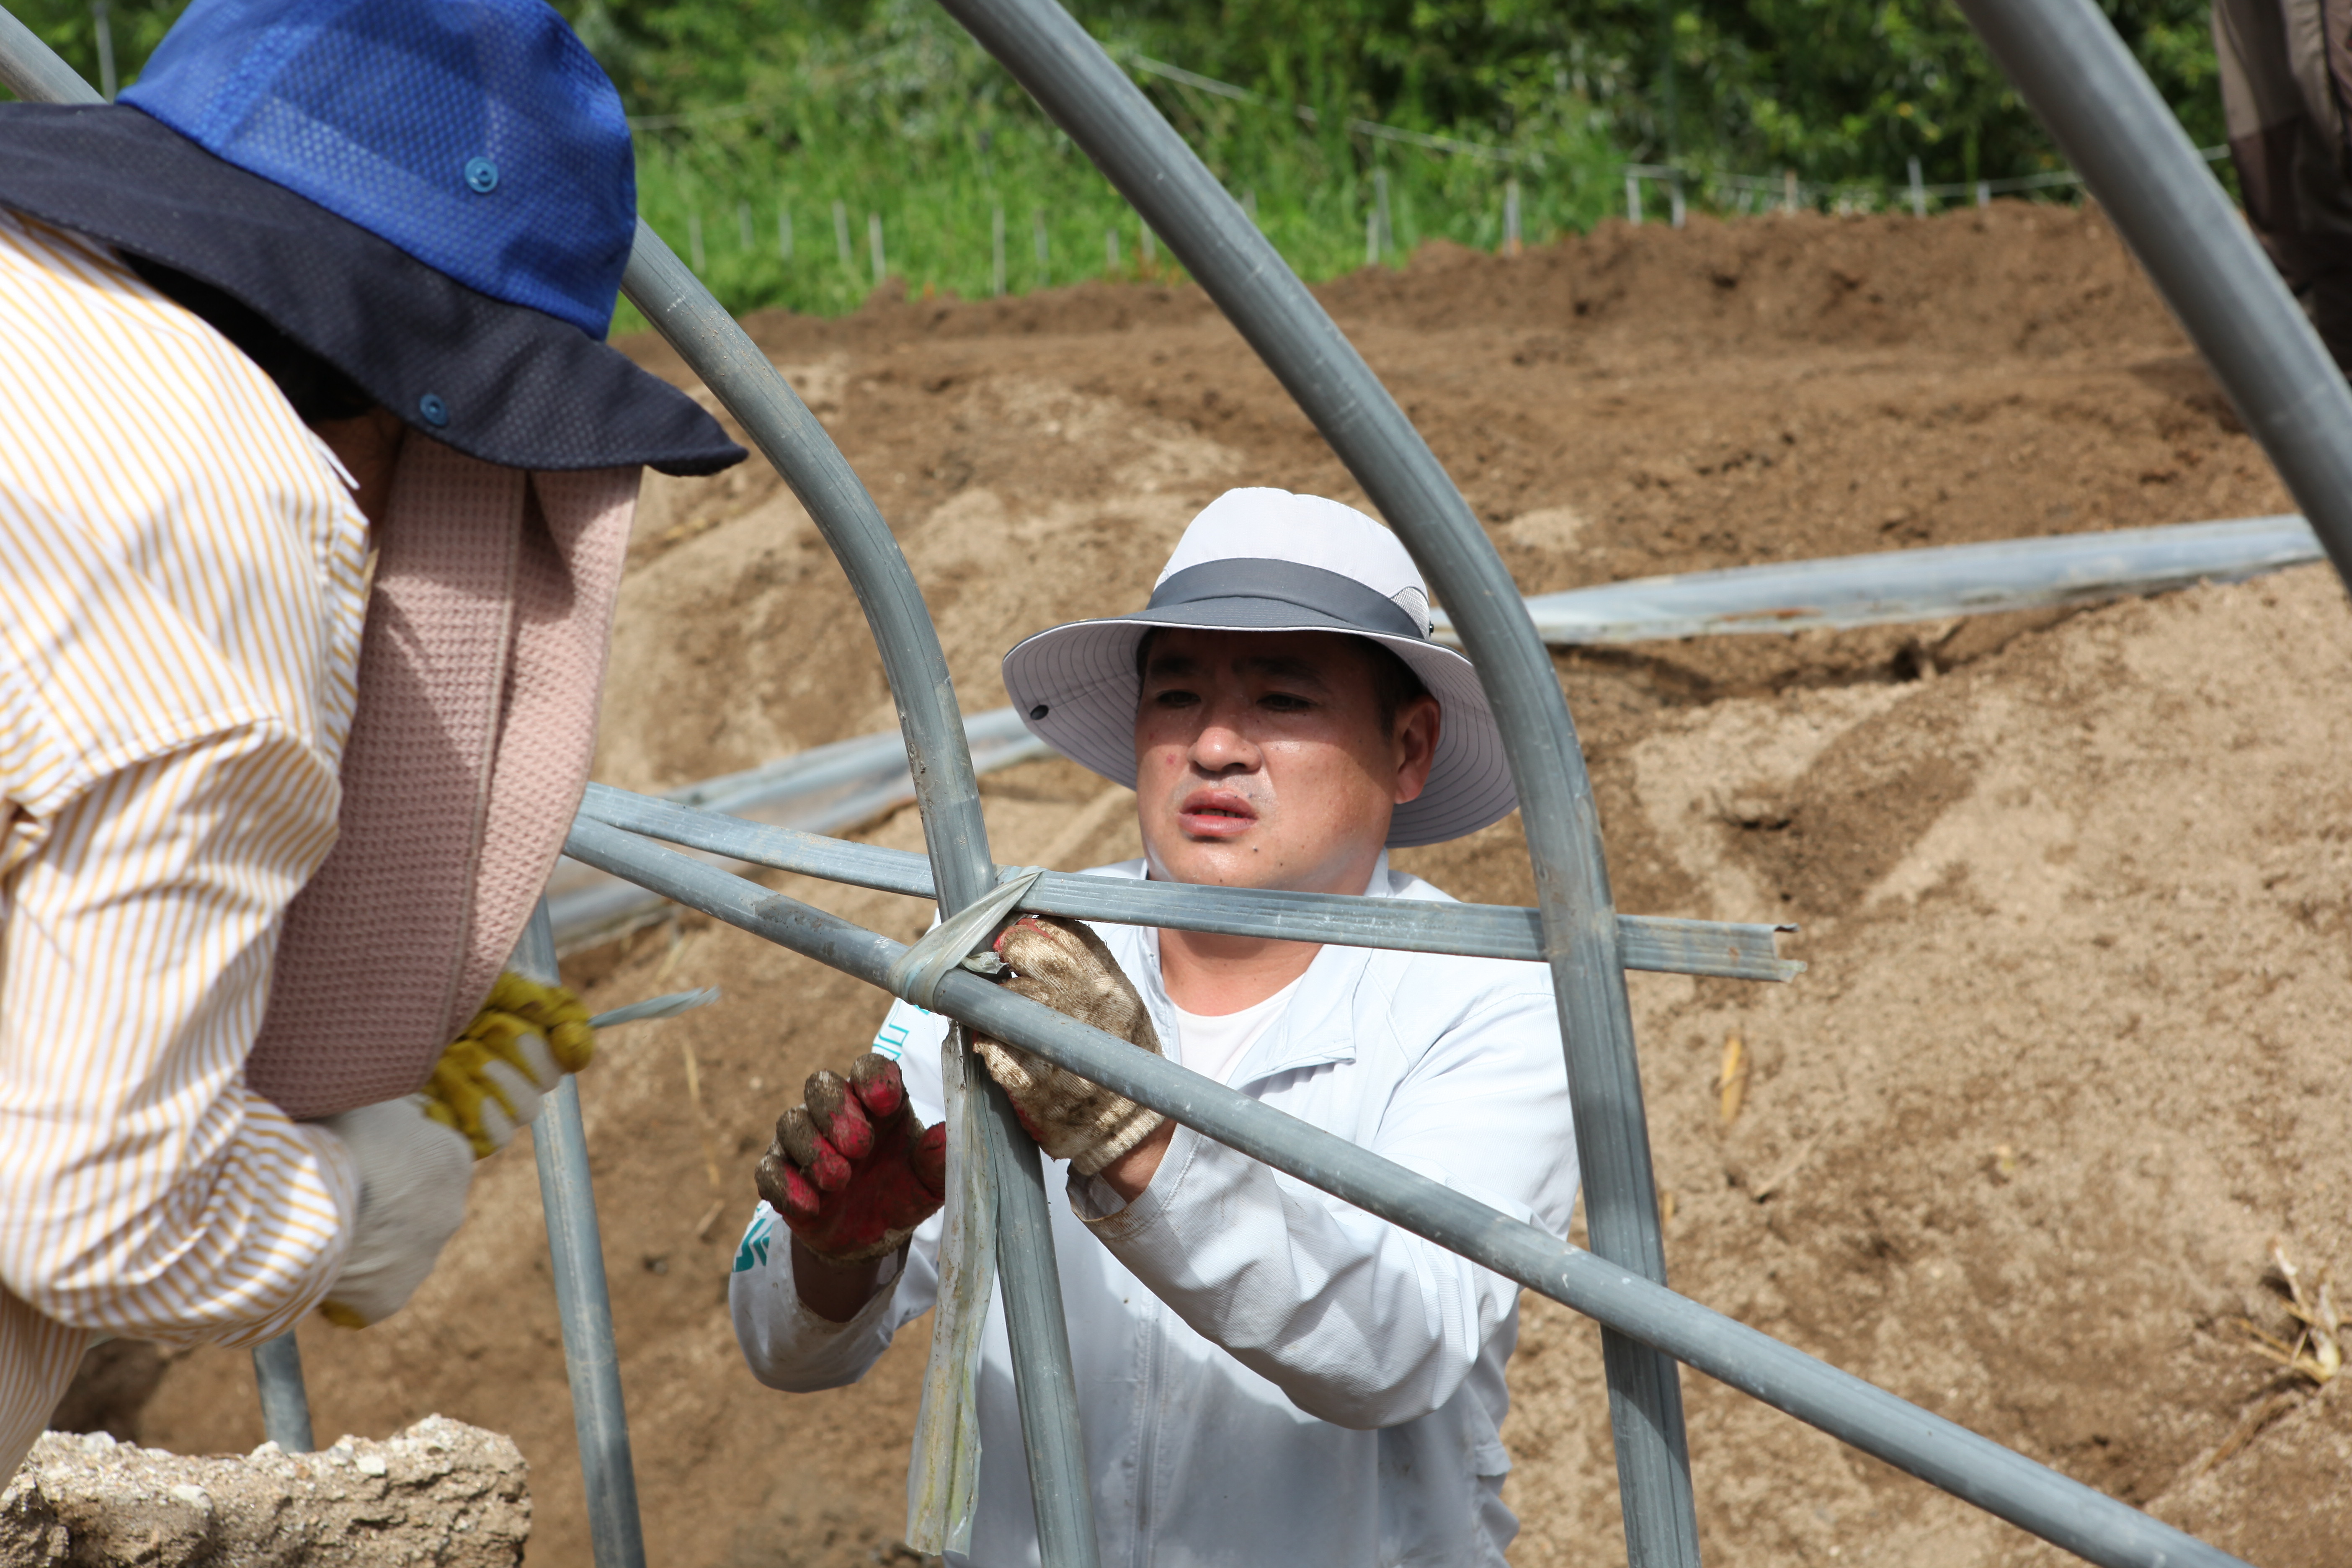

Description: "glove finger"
757 1147 823 1225
847 1053 906 1120
817 1084 874 1163
993 914 1081 975
775 1104 823 1169
479 1058 545 1127
476 1095 517 1153
912 1121 947 1198
510 1030 562 1091
776 1106 852 1192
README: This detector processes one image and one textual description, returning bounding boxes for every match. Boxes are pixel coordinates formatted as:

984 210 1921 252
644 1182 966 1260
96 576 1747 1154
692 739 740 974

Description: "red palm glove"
756 1053 947 1263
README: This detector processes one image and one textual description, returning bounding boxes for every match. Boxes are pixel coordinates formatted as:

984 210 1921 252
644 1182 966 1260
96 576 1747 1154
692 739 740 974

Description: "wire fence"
636 40 2236 299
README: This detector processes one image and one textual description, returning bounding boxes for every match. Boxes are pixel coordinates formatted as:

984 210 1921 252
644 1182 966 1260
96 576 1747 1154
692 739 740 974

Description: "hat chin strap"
247 440 639 1119
1148 558 1427 640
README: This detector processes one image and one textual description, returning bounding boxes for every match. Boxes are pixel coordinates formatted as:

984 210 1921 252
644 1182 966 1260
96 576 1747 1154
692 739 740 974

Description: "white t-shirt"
1171 977 1302 1087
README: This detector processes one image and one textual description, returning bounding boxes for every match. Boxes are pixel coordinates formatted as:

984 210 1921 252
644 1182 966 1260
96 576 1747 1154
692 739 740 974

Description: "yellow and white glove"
319 1095 473 1328
421 972 597 1157
317 975 597 1326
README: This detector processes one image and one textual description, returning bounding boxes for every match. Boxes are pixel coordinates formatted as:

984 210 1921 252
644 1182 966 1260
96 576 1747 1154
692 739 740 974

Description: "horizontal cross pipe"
575 783 1802 983
563 817 2246 1568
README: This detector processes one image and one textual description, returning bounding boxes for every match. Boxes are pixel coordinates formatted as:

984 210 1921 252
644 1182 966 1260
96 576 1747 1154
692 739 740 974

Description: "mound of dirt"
126 205 2348 1567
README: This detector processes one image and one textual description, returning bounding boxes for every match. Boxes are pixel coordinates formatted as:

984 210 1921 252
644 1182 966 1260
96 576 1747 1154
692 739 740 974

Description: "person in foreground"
0 0 740 1473
730 489 1577 1565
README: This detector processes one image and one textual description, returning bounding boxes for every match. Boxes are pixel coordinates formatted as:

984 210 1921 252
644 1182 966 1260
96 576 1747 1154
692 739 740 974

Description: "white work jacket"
730 856 1579 1567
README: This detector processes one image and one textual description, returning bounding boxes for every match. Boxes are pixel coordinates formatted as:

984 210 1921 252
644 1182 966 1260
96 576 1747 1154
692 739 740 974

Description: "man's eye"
1150 687 1199 708
1260 692 1313 712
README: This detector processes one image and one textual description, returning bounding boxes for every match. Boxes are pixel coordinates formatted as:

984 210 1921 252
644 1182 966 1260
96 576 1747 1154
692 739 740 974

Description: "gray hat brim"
1000 605 1518 848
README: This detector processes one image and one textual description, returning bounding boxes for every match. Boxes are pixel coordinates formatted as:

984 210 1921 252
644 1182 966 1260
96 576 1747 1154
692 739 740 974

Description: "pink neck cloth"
247 437 637 1119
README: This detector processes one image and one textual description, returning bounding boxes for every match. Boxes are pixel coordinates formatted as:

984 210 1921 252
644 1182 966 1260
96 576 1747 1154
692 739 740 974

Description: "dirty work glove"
972 916 1165 1176
317 1096 474 1328
756 1054 947 1263
422 972 597 1158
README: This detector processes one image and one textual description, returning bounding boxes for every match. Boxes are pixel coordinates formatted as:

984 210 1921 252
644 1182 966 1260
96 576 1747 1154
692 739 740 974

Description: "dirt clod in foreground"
3 1417 526 1565
123 206 2350 1565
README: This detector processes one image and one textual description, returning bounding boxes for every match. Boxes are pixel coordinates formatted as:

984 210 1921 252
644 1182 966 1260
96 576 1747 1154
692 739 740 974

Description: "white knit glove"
318 1096 473 1328
972 916 1166 1177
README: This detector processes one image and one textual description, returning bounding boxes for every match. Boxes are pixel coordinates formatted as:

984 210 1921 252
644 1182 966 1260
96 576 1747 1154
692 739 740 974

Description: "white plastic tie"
885 866 1047 1011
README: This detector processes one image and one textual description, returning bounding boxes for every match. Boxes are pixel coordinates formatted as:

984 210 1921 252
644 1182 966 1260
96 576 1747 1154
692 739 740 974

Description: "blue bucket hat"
0 0 742 475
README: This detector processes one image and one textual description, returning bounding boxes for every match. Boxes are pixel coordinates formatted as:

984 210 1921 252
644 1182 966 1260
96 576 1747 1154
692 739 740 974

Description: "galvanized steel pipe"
250 1332 315 1453
575 782 1803 983
619 227 1099 1565
516 902 650 1568
929 0 1697 1557
564 818 2251 1568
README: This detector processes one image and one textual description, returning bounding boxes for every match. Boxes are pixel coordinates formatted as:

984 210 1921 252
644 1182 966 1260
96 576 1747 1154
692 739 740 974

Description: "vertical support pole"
1373 166 1392 253
619 224 1100 1567
1504 176 1522 255
993 204 1007 297
88 0 114 99
779 204 794 261
250 1332 314 1453
518 902 649 1568
834 198 852 265
868 211 886 285
1626 171 1643 225
1669 178 1686 229
1033 206 1050 282
929 3 1701 1563
1908 156 1926 217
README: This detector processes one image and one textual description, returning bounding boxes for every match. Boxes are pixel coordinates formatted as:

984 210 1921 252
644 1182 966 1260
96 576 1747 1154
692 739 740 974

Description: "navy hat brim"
0 103 745 478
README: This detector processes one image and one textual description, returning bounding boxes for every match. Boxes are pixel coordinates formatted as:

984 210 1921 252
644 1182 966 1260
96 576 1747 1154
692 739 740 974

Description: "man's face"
1132 628 1440 894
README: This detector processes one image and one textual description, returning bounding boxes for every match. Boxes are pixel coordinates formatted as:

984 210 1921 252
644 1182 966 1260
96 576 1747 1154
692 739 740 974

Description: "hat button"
418 393 450 428
1028 704 1050 720
463 157 500 194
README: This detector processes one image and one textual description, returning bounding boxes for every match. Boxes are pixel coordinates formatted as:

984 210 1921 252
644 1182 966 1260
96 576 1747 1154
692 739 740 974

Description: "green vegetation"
9 0 2231 322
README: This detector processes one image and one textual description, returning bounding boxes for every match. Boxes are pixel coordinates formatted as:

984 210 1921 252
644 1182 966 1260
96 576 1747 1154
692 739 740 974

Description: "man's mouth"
1176 790 1259 838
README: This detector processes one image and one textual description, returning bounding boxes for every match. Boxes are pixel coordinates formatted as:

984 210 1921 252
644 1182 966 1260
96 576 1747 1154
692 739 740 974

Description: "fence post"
1626 171 1643 225
868 212 885 285
833 199 852 265
1032 206 1050 284
1908 156 1927 217
1504 176 1522 255
1669 177 1686 228
88 0 114 98
993 204 1007 297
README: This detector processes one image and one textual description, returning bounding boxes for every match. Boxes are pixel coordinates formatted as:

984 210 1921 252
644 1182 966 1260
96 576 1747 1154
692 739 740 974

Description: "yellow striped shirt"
0 209 370 1472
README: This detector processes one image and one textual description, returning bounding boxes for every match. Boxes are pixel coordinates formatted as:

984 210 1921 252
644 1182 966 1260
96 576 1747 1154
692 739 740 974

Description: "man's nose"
1187 699 1261 773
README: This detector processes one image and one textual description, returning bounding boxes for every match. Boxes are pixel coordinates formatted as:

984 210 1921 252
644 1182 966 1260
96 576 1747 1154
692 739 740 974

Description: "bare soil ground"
124 205 2351 1566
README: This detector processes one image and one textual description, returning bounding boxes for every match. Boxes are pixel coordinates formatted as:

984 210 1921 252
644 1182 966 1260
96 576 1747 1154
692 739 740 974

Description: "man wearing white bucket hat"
732 489 1576 1565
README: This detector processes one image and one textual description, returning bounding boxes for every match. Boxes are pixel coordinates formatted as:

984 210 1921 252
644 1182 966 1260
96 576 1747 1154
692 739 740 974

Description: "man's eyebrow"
1234 654 1332 687
1142 650 1204 678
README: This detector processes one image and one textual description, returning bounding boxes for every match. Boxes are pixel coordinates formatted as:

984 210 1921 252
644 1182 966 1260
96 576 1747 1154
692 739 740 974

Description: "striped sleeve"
0 207 371 1393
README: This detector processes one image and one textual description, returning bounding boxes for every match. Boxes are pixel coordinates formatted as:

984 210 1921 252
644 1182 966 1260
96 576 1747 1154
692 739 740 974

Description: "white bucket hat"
1001 488 1518 847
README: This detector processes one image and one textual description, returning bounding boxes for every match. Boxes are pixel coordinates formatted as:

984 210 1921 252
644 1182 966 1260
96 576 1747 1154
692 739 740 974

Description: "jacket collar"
1113 854 1396 1090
